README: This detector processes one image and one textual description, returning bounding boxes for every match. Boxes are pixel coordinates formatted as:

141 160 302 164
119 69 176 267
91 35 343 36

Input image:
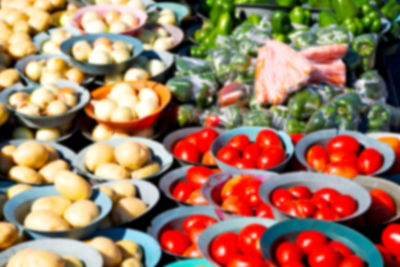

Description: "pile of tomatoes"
274 230 366 267
159 214 217 258
306 135 383 178
214 174 274 218
171 166 215 205
216 129 287 170
173 128 220 165
377 223 400 266
209 223 273 267
377 136 400 174
271 186 358 220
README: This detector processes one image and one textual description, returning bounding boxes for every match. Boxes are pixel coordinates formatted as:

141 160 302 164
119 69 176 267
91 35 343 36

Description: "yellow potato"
0 69 20 89
114 141 149 171
111 197 147 225
6 248 66 267
116 240 142 261
87 237 122 267
0 145 16 174
54 170 92 200
109 181 136 199
28 10 51 33
39 159 70 183
63 256 84 267
98 186 118 203
63 200 99 228
43 144 60 162
13 141 49 169
0 222 18 250
6 184 32 199
8 41 37 59
31 196 72 216
119 257 143 267
8 166 43 184
24 210 70 231
84 143 115 172
94 163 130 180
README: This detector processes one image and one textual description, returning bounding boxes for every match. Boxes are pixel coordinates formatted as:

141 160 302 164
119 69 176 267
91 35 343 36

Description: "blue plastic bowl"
150 2 190 23
260 219 383 267
295 129 395 176
211 127 294 173
165 259 213 267
0 181 16 194
33 27 82 53
198 217 277 266
201 170 276 220
90 227 161 267
159 166 192 206
60 33 143 76
3 186 113 240
74 137 173 184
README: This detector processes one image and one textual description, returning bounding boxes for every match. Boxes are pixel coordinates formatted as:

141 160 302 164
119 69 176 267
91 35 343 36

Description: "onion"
119 12 138 28
45 100 68 116
110 106 133 122
72 40 92 61
42 41 59 54
57 87 78 108
64 67 85 84
45 57 68 73
135 99 157 119
9 92 29 108
153 37 174 51
104 9 120 25
93 99 116 121
138 88 158 106
93 37 112 51
124 68 149 81
109 20 128 33
111 131 130 139
127 0 145 10
117 93 138 110
50 29 72 46
92 124 113 141
12 127 34 139
81 11 101 28
30 88 55 109
84 19 107 34
108 83 134 101
88 50 112 65
36 127 61 141
39 69 62 86
112 41 132 52
42 84 59 94
111 48 130 63
25 61 43 82
146 59 166 77
17 103 41 116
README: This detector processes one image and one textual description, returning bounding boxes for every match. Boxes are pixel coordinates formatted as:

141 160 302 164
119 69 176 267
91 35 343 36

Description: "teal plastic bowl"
165 259 213 267
151 2 190 23
260 219 383 267
211 127 294 173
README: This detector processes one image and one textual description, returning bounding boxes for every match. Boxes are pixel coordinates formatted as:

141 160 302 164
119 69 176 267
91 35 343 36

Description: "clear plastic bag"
174 56 213 77
354 70 388 105
351 33 378 71
366 103 400 132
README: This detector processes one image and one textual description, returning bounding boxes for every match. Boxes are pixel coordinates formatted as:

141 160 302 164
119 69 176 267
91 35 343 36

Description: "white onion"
17 103 41 116
92 124 113 141
9 92 29 108
45 100 68 116
36 127 61 141
30 88 55 109
146 59 166 77
72 40 92 61
138 88 158 106
84 19 107 34
81 11 101 28
108 83 134 101
119 13 138 28
124 68 149 81
111 48 130 63
110 106 132 122
88 50 112 65
25 61 43 81
135 99 157 119
93 99 116 121
109 20 128 33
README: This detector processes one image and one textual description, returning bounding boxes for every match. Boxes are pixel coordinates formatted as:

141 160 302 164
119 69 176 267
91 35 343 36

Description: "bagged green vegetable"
177 105 202 127
285 118 307 134
352 33 378 71
243 109 273 127
366 103 400 132
174 56 213 77
288 88 322 120
354 70 387 105
270 105 289 129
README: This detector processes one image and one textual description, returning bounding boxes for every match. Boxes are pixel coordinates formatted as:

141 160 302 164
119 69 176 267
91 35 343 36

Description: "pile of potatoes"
11 123 73 142
24 57 86 85
90 123 155 141
137 27 174 51
6 248 84 267
92 82 160 122
39 28 75 55
9 85 78 117
23 170 97 231
86 235 144 267
0 141 72 184
84 141 160 180
98 181 147 226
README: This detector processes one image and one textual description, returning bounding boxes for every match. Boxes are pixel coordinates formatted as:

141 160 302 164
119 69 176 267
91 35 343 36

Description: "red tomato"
275 241 303 265
257 147 286 169
329 151 358 165
188 226 206 244
187 166 214 189
217 146 240 164
222 195 253 216
271 188 295 208
221 175 253 201
325 163 359 179
339 255 365 267
256 203 274 219
296 230 328 255
282 263 305 267
185 133 200 148
228 135 251 151
205 115 220 127
327 135 359 154
331 195 357 217
290 133 304 146
294 199 316 218
173 141 200 162
288 185 312 199
382 223 400 258
370 189 396 216
306 145 329 171
202 151 217 165
241 179 262 208
227 255 268 267
238 224 267 258
172 181 194 202
280 200 299 217
182 244 202 258
182 215 217 234
375 244 397 267
160 230 190 255
311 195 330 210
242 143 261 162
256 129 283 150
329 241 352 258
186 189 209 205
198 128 219 153
232 158 256 169
308 245 342 267
313 188 340 203
210 232 239 265
357 148 383 175
313 207 340 221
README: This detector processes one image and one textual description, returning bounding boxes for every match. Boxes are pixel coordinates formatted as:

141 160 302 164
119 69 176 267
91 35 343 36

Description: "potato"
8 41 37 59
114 141 149 171
111 197 147 225
94 163 130 180
64 200 99 227
119 258 143 267
98 186 118 203
13 20 30 33
110 181 136 199
7 248 66 267
31 196 72 216
9 166 43 184
54 170 92 200
92 124 113 141
87 237 122 267
24 210 70 231
0 222 18 250
116 240 142 261
84 143 115 172
0 145 16 174
43 144 60 161
13 141 49 169
63 256 84 267
39 159 69 183
36 127 62 141
0 69 20 89
28 10 51 33
9 32 31 45
6 183 32 199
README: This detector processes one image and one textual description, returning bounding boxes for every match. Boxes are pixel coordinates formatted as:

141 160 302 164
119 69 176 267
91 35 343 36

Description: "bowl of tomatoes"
258 171 371 222
163 127 224 167
260 219 383 267
147 206 219 259
197 217 277 267
295 129 395 178
211 127 294 173
159 165 215 206
201 171 276 220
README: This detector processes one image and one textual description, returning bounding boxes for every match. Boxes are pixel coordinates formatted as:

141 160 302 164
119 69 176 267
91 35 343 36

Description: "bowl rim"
158 165 192 205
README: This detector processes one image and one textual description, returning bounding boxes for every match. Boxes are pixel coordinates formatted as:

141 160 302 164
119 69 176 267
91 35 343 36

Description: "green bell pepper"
334 92 362 115
243 14 263 25
289 6 311 26
335 114 357 130
288 89 321 120
367 103 390 131
243 110 273 127
167 78 193 102
210 0 234 26
271 11 292 34
304 104 337 133
194 26 213 43
286 119 306 134
273 33 290 43
177 105 201 127
352 33 377 70
216 12 233 35
342 17 363 36
276 0 298 7
381 0 400 21
318 11 338 27
190 44 208 58
309 0 332 8
332 0 359 22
